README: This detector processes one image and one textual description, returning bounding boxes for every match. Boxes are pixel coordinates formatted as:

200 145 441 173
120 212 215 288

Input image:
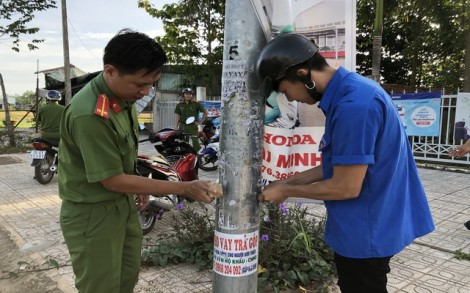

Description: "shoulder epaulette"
94 94 110 119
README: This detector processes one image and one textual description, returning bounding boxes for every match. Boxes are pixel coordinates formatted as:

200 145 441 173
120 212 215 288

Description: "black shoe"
465 220 470 230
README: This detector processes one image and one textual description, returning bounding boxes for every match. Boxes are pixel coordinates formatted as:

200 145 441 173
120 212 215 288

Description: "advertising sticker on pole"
213 231 259 277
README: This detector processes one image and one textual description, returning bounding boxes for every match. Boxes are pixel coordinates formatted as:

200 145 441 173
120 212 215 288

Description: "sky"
0 0 175 96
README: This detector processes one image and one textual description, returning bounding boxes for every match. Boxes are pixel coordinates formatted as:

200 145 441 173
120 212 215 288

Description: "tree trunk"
0 73 17 147
371 0 383 83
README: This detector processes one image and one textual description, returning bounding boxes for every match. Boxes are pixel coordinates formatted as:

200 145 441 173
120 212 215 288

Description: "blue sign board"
391 92 442 136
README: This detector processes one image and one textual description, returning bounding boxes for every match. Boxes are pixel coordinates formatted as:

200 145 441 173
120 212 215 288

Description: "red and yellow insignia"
110 98 122 113
94 94 110 119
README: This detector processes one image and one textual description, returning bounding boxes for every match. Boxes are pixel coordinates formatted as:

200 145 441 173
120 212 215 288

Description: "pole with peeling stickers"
212 0 271 291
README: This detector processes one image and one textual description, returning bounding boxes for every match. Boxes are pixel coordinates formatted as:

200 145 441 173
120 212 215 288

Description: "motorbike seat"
32 137 59 147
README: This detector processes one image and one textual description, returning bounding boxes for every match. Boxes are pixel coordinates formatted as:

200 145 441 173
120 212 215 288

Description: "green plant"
257 203 335 292
141 202 336 292
141 202 215 270
454 249 470 261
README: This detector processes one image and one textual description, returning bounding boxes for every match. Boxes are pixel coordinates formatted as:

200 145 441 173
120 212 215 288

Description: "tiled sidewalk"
0 152 469 292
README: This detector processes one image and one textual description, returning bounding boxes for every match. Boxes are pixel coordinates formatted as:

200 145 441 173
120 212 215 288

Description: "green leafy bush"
258 202 335 292
141 202 336 292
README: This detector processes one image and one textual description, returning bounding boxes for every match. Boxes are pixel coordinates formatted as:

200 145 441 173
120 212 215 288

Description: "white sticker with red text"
213 230 258 277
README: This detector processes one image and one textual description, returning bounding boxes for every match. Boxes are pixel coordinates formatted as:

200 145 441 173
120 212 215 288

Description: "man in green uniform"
58 29 216 293
36 90 65 142
174 87 208 151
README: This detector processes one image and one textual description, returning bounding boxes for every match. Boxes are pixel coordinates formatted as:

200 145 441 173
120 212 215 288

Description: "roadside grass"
0 111 36 128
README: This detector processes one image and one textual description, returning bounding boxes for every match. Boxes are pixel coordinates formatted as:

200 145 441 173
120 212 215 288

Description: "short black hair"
282 52 329 84
103 28 167 76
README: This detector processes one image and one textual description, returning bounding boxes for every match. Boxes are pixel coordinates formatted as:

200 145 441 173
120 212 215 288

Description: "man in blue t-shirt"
256 33 435 292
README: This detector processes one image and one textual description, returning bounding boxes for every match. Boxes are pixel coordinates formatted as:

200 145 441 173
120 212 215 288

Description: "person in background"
256 33 435 293
174 87 208 151
448 139 470 230
58 29 216 293
36 90 65 142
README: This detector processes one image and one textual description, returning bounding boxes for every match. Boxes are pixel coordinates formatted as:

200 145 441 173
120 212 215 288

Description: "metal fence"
154 96 470 166
154 100 179 130
409 94 469 166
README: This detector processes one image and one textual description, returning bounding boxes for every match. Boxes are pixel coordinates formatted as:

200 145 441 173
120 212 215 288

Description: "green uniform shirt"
58 73 139 203
37 102 65 142
174 101 205 123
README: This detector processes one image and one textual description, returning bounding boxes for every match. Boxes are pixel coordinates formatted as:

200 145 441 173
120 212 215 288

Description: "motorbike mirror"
185 116 196 124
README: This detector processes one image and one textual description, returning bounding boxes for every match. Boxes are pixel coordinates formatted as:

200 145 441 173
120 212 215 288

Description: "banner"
391 92 441 136
260 0 356 203
455 92 470 144
199 100 222 118
262 126 324 183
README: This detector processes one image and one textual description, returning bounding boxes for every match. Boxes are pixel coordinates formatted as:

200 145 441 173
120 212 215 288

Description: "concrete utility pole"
61 0 72 105
212 0 268 292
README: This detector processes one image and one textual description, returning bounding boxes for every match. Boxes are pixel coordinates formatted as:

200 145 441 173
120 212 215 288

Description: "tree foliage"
140 0 470 94
357 0 469 93
138 0 225 95
13 90 38 108
0 0 57 52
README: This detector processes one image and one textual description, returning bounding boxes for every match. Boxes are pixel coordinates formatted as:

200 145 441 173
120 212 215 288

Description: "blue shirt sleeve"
330 100 382 165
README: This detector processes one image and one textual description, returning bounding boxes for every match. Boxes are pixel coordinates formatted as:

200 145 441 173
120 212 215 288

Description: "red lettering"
224 265 232 274
214 262 224 273
272 135 287 146
277 154 290 168
311 153 322 166
233 266 241 275
264 133 317 146
277 152 322 168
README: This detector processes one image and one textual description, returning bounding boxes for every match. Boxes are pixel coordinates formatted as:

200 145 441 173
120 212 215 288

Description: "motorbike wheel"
138 210 157 235
197 153 218 171
34 152 55 184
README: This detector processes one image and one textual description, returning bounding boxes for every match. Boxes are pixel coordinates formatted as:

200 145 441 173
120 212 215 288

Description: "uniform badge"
94 94 110 119
110 98 122 113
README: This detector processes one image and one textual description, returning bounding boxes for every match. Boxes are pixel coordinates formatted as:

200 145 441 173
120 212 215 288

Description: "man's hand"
258 182 289 204
135 194 150 211
184 180 216 203
449 144 470 158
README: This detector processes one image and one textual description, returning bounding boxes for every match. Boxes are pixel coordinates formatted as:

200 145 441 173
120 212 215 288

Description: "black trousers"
334 252 392 293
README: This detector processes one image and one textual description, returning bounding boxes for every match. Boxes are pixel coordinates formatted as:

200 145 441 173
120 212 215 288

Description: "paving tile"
0 151 469 292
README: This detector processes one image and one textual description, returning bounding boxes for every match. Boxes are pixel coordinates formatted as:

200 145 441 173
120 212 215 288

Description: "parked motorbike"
198 116 219 146
148 122 199 181
198 134 219 171
136 153 181 235
136 122 199 234
31 138 58 184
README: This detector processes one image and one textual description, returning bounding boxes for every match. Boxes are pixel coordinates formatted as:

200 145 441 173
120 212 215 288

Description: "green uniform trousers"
60 195 142 293
179 123 201 152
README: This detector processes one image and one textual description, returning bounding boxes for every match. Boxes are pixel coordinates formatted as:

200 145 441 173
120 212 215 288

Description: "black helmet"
256 33 319 96
46 90 62 101
182 87 193 94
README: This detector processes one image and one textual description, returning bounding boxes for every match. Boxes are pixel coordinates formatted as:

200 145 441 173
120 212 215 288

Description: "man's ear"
103 64 117 77
296 68 309 77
